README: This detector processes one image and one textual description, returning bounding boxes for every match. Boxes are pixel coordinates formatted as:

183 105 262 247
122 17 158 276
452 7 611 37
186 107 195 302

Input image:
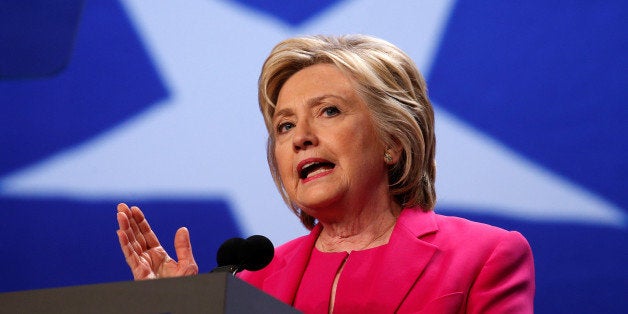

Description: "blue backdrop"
1 1 626 313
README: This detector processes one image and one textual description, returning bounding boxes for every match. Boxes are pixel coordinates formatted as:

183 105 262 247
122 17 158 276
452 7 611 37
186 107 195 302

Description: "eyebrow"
273 94 346 121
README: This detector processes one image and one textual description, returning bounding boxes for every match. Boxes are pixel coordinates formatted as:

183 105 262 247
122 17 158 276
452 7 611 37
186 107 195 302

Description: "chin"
292 178 349 207
296 192 344 213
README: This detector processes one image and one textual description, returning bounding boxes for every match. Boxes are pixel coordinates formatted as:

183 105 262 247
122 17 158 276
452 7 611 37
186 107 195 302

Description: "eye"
276 121 295 134
322 106 340 117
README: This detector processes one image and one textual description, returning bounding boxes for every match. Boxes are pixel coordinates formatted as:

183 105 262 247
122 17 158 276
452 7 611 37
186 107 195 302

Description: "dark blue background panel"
439 207 628 314
0 0 167 177
428 1 628 211
0 197 242 293
0 0 84 78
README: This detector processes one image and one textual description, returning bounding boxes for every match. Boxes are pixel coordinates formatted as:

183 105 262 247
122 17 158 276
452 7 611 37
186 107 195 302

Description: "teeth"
299 161 334 179
307 168 328 178
302 162 320 171
300 162 320 179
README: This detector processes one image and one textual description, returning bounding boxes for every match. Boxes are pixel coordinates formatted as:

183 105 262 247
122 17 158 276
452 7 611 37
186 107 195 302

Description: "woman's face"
272 64 390 218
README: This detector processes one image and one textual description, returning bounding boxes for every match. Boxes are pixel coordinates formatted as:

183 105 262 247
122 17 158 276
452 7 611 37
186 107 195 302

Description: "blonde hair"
259 35 436 229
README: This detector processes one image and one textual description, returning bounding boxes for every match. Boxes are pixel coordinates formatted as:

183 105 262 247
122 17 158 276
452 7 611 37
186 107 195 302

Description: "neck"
315 202 401 253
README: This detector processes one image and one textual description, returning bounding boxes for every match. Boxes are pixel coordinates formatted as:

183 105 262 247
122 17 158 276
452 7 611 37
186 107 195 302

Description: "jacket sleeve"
466 231 535 313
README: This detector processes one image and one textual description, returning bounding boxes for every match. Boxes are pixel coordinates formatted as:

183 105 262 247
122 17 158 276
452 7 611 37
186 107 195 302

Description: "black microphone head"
216 237 246 267
241 235 274 271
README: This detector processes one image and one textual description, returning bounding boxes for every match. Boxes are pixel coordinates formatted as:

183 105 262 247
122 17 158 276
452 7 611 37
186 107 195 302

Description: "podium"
0 272 300 313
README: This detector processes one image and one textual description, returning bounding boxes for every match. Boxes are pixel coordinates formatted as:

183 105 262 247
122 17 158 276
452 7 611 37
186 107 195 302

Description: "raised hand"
116 203 199 280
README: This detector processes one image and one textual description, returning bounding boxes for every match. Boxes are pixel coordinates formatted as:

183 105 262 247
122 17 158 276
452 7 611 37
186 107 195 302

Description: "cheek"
347 125 381 154
274 146 293 180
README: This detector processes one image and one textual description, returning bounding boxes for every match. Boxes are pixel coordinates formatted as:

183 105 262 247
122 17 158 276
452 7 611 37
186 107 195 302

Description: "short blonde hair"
259 35 436 229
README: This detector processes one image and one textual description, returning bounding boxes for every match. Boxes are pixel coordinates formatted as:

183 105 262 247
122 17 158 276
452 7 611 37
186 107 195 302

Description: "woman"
117 35 535 313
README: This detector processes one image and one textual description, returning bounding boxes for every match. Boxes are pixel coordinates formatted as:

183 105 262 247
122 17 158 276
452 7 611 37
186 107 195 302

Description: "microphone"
212 235 274 275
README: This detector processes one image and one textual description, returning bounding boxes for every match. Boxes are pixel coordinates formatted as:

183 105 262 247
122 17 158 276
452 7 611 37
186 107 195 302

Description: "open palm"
116 203 198 280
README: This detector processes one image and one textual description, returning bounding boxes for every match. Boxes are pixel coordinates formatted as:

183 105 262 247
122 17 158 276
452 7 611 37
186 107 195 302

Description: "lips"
297 158 335 180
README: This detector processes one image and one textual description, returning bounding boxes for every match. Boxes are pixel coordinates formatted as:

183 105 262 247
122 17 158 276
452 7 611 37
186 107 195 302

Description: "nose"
292 120 318 151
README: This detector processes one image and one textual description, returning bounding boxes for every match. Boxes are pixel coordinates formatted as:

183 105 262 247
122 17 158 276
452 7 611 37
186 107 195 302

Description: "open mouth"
299 161 336 179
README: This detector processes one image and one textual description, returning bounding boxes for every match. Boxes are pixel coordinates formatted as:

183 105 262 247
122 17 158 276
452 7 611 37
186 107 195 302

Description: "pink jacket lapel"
364 209 440 311
263 225 322 305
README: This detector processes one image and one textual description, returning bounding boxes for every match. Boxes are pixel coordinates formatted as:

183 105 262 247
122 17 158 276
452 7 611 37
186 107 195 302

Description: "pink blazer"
239 208 535 313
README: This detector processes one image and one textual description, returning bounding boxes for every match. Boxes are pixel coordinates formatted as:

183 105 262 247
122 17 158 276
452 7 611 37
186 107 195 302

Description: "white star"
1 0 622 249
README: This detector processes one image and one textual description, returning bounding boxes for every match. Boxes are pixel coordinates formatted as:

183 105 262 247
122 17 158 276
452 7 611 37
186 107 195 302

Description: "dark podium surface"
0 272 300 313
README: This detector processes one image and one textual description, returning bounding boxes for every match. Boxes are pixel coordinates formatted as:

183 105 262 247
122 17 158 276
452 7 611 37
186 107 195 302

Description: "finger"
116 210 129 231
117 203 131 215
117 229 141 270
129 206 149 250
117 203 136 239
132 206 162 249
116 204 133 238
119 203 144 247
117 210 145 256
173 227 198 274
117 211 137 246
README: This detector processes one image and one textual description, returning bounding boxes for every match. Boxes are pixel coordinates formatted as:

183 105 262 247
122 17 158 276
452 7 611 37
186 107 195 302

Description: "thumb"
173 227 198 273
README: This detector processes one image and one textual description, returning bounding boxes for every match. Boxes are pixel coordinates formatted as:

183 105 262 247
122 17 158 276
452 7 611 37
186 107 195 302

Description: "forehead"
275 64 357 112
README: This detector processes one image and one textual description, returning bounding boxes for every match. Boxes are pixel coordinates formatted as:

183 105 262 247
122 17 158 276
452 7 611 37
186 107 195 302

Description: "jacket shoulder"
425 213 533 272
